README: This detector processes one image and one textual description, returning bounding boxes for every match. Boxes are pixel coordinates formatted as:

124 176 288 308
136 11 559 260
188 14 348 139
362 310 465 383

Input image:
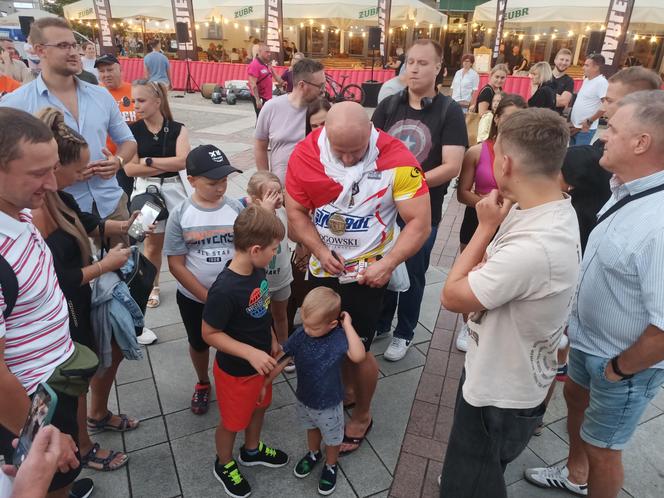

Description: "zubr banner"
492 0 508 65
92 0 115 55
171 0 198 60
600 0 634 71
265 0 284 65
377 0 392 63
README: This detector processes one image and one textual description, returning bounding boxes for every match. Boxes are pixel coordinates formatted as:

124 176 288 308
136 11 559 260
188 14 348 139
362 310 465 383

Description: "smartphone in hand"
12 383 58 467
128 201 161 242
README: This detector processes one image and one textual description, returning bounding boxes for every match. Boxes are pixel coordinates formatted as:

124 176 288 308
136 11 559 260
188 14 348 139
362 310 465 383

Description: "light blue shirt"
0 74 135 218
568 170 664 368
144 51 170 85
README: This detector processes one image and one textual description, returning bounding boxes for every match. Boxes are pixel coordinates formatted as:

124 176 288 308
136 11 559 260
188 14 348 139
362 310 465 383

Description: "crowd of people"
0 14 663 498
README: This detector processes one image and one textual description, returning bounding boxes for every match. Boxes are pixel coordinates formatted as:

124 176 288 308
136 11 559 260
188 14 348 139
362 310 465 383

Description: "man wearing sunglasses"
0 17 137 247
255 58 326 185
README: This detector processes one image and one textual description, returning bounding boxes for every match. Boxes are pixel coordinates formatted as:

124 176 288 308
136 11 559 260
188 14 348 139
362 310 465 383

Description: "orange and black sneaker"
191 382 211 415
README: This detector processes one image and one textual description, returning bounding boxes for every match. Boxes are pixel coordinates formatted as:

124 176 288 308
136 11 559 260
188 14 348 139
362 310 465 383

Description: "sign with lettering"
505 7 529 20
92 0 115 55
492 0 508 64
359 7 378 19
171 0 198 60
234 6 254 19
265 0 283 65
377 0 392 62
600 0 634 71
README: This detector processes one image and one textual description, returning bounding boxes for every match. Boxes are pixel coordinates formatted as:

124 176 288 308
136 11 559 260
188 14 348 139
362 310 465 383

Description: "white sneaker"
455 323 470 352
137 327 157 345
384 337 411 362
284 361 296 374
437 474 441 487
524 465 588 496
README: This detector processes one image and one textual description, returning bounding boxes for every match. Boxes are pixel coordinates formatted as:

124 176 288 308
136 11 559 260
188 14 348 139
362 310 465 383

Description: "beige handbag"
465 111 481 145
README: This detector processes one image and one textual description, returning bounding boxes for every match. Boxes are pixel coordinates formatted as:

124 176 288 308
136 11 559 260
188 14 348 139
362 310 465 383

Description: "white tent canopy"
64 0 445 27
0 8 56 26
208 0 445 26
473 0 664 27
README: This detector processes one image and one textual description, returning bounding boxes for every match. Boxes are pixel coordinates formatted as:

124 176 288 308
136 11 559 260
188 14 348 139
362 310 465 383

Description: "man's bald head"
325 102 372 167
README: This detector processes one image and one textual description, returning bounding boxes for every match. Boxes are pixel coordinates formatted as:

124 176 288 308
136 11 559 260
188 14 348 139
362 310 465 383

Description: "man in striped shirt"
526 91 664 497
0 108 80 497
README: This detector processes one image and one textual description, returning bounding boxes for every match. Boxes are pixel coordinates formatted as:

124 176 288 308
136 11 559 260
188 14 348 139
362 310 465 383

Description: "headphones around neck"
399 87 438 110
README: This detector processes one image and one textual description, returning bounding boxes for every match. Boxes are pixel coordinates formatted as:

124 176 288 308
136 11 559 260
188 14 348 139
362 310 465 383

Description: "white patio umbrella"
0 8 56 26
473 0 664 28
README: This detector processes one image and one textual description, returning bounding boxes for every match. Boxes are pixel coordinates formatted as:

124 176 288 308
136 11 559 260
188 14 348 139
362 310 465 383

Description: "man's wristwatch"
610 356 634 380
145 157 154 167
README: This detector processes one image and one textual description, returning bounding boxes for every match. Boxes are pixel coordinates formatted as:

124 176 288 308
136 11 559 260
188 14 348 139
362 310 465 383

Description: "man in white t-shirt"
0 108 80 497
570 54 608 146
254 58 326 185
439 108 581 497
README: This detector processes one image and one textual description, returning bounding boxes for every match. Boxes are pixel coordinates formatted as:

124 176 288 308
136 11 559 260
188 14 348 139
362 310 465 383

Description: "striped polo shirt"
0 209 74 395
568 170 664 368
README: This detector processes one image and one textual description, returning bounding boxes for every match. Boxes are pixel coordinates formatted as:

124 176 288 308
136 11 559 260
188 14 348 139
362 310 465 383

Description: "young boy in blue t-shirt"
262 287 365 495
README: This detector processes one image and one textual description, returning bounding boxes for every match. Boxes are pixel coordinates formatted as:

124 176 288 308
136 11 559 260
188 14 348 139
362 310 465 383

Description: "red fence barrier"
119 57 395 91
477 74 583 101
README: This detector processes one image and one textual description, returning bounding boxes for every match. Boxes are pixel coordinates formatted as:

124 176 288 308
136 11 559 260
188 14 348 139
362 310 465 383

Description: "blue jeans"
568 348 664 450
376 225 438 341
570 130 595 146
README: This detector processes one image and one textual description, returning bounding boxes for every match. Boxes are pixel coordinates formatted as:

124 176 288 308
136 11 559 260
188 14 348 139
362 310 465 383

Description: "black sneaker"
213 457 251 498
318 464 338 495
293 450 322 478
238 441 289 468
69 478 94 498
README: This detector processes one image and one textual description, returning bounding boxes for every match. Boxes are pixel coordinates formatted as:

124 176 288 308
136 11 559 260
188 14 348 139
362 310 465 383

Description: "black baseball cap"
186 145 240 179
94 54 119 67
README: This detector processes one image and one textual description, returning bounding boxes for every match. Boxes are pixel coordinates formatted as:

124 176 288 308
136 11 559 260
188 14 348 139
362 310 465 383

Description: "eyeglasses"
41 42 80 52
302 80 326 91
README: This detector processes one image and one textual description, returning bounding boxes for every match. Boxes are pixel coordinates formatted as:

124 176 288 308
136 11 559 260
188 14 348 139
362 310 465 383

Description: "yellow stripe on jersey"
392 167 428 202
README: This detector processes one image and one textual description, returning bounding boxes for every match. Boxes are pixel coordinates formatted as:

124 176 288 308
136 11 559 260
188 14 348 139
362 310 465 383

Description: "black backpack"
0 254 18 319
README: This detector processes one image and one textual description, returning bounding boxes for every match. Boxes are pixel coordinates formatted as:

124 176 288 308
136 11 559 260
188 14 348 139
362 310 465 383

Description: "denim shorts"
568 348 664 450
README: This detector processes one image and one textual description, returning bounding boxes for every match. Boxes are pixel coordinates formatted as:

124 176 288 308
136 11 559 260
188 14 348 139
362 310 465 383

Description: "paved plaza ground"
82 95 664 498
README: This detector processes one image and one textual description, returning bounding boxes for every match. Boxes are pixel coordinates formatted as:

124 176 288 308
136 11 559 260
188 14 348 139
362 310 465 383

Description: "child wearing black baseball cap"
163 145 244 415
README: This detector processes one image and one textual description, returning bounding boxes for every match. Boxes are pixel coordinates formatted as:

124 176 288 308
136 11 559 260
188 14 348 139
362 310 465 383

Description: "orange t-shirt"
0 75 21 95
104 81 136 155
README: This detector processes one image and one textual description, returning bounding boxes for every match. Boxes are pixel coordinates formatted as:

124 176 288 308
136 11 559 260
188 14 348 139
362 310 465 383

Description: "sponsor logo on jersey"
314 209 372 233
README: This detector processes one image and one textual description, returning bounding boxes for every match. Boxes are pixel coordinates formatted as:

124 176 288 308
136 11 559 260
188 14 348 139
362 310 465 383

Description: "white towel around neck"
318 125 381 209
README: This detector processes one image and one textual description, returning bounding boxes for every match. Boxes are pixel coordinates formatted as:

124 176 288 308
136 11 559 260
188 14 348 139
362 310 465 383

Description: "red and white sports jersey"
0 210 74 395
286 128 428 277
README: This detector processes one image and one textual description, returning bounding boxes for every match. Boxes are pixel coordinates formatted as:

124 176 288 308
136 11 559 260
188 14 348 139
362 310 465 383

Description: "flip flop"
339 419 373 456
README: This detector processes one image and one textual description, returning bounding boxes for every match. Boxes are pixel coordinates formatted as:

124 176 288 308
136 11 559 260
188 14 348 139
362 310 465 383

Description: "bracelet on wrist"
610 356 634 380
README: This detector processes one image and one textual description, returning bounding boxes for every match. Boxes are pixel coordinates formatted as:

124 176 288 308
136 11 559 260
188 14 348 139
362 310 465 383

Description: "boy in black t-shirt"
261 287 366 495
202 205 288 498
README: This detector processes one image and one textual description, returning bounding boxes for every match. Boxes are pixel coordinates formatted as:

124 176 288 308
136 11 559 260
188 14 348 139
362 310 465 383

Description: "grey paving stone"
377 346 426 377
166 402 221 441
150 322 187 344
651 386 664 411
527 428 570 466
424 266 447 285
366 491 388 498
115 349 152 386
418 280 445 333
125 416 168 453
79 466 130 498
416 341 430 355
128 442 181 498
337 436 393 497
144 280 185 329
639 401 663 425
267 379 297 412
504 447 546 486
150 338 214 414
542 383 568 425
117 378 161 421
367 367 423 473
548 418 570 445
623 414 664 498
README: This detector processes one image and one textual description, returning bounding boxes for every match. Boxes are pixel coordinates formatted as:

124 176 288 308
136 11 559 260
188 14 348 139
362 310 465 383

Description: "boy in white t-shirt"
439 108 581 497
164 145 244 415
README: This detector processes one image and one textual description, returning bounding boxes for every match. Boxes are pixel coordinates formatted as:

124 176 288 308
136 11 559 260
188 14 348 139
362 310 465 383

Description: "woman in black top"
528 62 558 111
125 80 190 314
475 63 508 115
32 108 140 472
